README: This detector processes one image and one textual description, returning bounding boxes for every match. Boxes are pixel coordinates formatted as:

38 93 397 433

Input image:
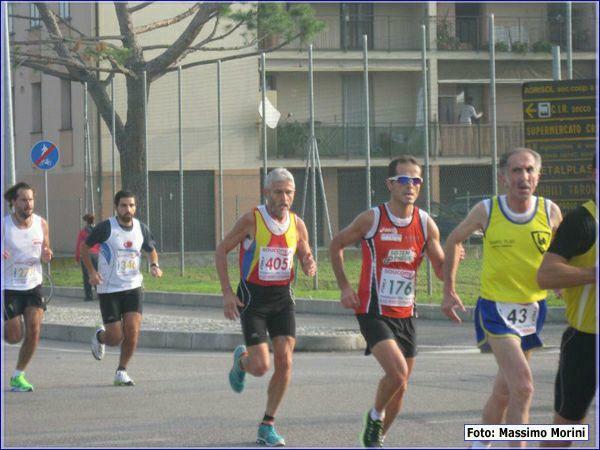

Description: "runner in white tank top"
81 190 162 387
2 183 53 392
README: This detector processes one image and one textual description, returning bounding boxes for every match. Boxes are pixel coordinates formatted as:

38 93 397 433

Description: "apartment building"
6 2 596 252
265 2 596 239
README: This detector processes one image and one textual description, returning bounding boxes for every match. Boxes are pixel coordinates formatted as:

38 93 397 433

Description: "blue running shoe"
228 344 247 393
257 423 285 447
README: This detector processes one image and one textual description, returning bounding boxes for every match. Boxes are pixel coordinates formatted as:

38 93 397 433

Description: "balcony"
267 122 524 160
435 123 524 158
435 15 595 52
281 14 424 52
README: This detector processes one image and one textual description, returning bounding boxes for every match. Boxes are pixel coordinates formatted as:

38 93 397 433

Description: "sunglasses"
388 175 424 186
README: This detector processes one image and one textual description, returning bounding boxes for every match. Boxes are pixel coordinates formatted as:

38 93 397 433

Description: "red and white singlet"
357 203 429 318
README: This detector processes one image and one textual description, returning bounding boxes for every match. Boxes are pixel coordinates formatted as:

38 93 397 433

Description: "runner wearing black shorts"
81 190 162 387
216 168 316 447
3 182 53 392
538 191 597 448
237 282 295 347
330 156 446 447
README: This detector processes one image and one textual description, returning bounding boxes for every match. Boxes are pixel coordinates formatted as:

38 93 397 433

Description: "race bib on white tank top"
97 217 144 294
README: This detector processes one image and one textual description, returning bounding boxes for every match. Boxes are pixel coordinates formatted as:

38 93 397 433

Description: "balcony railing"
282 14 425 51
435 15 595 52
267 122 524 160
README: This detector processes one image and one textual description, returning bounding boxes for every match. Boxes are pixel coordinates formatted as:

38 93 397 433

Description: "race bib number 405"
378 268 415 307
496 302 539 336
116 250 140 276
259 247 294 281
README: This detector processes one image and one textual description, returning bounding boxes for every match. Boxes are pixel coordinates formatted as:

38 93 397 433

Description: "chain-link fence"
31 38 591 297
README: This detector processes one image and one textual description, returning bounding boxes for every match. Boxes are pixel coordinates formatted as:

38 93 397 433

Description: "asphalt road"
3 338 596 448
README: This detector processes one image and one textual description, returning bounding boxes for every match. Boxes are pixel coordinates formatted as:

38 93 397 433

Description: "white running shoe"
91 325 105 360
114 370 135 386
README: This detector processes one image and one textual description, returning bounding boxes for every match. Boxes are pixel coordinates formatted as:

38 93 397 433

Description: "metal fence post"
4 3 16 187
111 78 116 200
261 53 268 203
177 66 185 275
363 35 371 210
566 2 573 79
489 14 498 196
142 71 150 229
308 45 318 290
217 60 224 241
422 24 432 295
552 46 562 80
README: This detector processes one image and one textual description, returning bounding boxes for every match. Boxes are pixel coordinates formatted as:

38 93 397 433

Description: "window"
8 3 14 34
340 3 373 50
31 82 42 133
266 74 276 91
59 2 70 20
30 4 41 29
61 79 72 129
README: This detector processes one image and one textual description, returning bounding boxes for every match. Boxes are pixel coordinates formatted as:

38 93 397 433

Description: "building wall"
9 3 96 254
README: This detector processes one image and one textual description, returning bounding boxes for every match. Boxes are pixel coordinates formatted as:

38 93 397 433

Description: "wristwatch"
151 263 160 268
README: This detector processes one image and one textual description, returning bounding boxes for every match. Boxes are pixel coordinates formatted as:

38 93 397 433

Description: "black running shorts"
554 327 597 421
237 281 295 347
98 287 143 324
3 285 46 321
357 313 417 358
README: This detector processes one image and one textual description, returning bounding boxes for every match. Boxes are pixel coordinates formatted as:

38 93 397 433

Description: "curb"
49 286 568 323
40 323 366 352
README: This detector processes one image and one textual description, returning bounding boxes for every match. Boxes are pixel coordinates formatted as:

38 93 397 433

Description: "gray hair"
265 168 295 188
499 147 542 175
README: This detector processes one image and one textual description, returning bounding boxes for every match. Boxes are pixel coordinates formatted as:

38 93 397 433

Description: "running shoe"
114 370 135 386
228 344 247 393
91 325 105 360
360 410 384 447
10 373 34 392
256 423 285 447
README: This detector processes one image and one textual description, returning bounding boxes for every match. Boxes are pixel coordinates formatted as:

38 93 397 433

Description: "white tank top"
97 217 144 294
2 214 44 290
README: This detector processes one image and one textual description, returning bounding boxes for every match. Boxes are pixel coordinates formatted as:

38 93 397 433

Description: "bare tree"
10 2 324 219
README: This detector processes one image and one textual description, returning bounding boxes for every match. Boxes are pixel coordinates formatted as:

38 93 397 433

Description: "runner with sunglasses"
330 155 447 447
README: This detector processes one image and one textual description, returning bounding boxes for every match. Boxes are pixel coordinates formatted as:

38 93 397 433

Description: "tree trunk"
117 72 150 226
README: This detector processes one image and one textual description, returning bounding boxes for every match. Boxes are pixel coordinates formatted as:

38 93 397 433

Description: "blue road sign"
30 141 60 170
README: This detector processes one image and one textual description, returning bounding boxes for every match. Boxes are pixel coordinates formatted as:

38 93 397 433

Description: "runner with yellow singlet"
215 168 316 447
537 156 597 448
442 148 563 448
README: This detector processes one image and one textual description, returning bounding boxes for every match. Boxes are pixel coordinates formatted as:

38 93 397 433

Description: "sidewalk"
39 287 566 352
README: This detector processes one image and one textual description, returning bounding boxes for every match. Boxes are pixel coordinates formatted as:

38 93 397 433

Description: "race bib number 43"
259 247 294 281
496 302 539 336
378 268 415 307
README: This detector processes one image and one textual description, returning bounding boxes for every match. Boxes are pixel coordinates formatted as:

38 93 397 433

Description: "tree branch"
167 32 302 73
12 51 127 74
33 3 126 142
146 3 222 78
134 3 201 34
15 58 81 82
114 2 145 67
128 2 154 13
